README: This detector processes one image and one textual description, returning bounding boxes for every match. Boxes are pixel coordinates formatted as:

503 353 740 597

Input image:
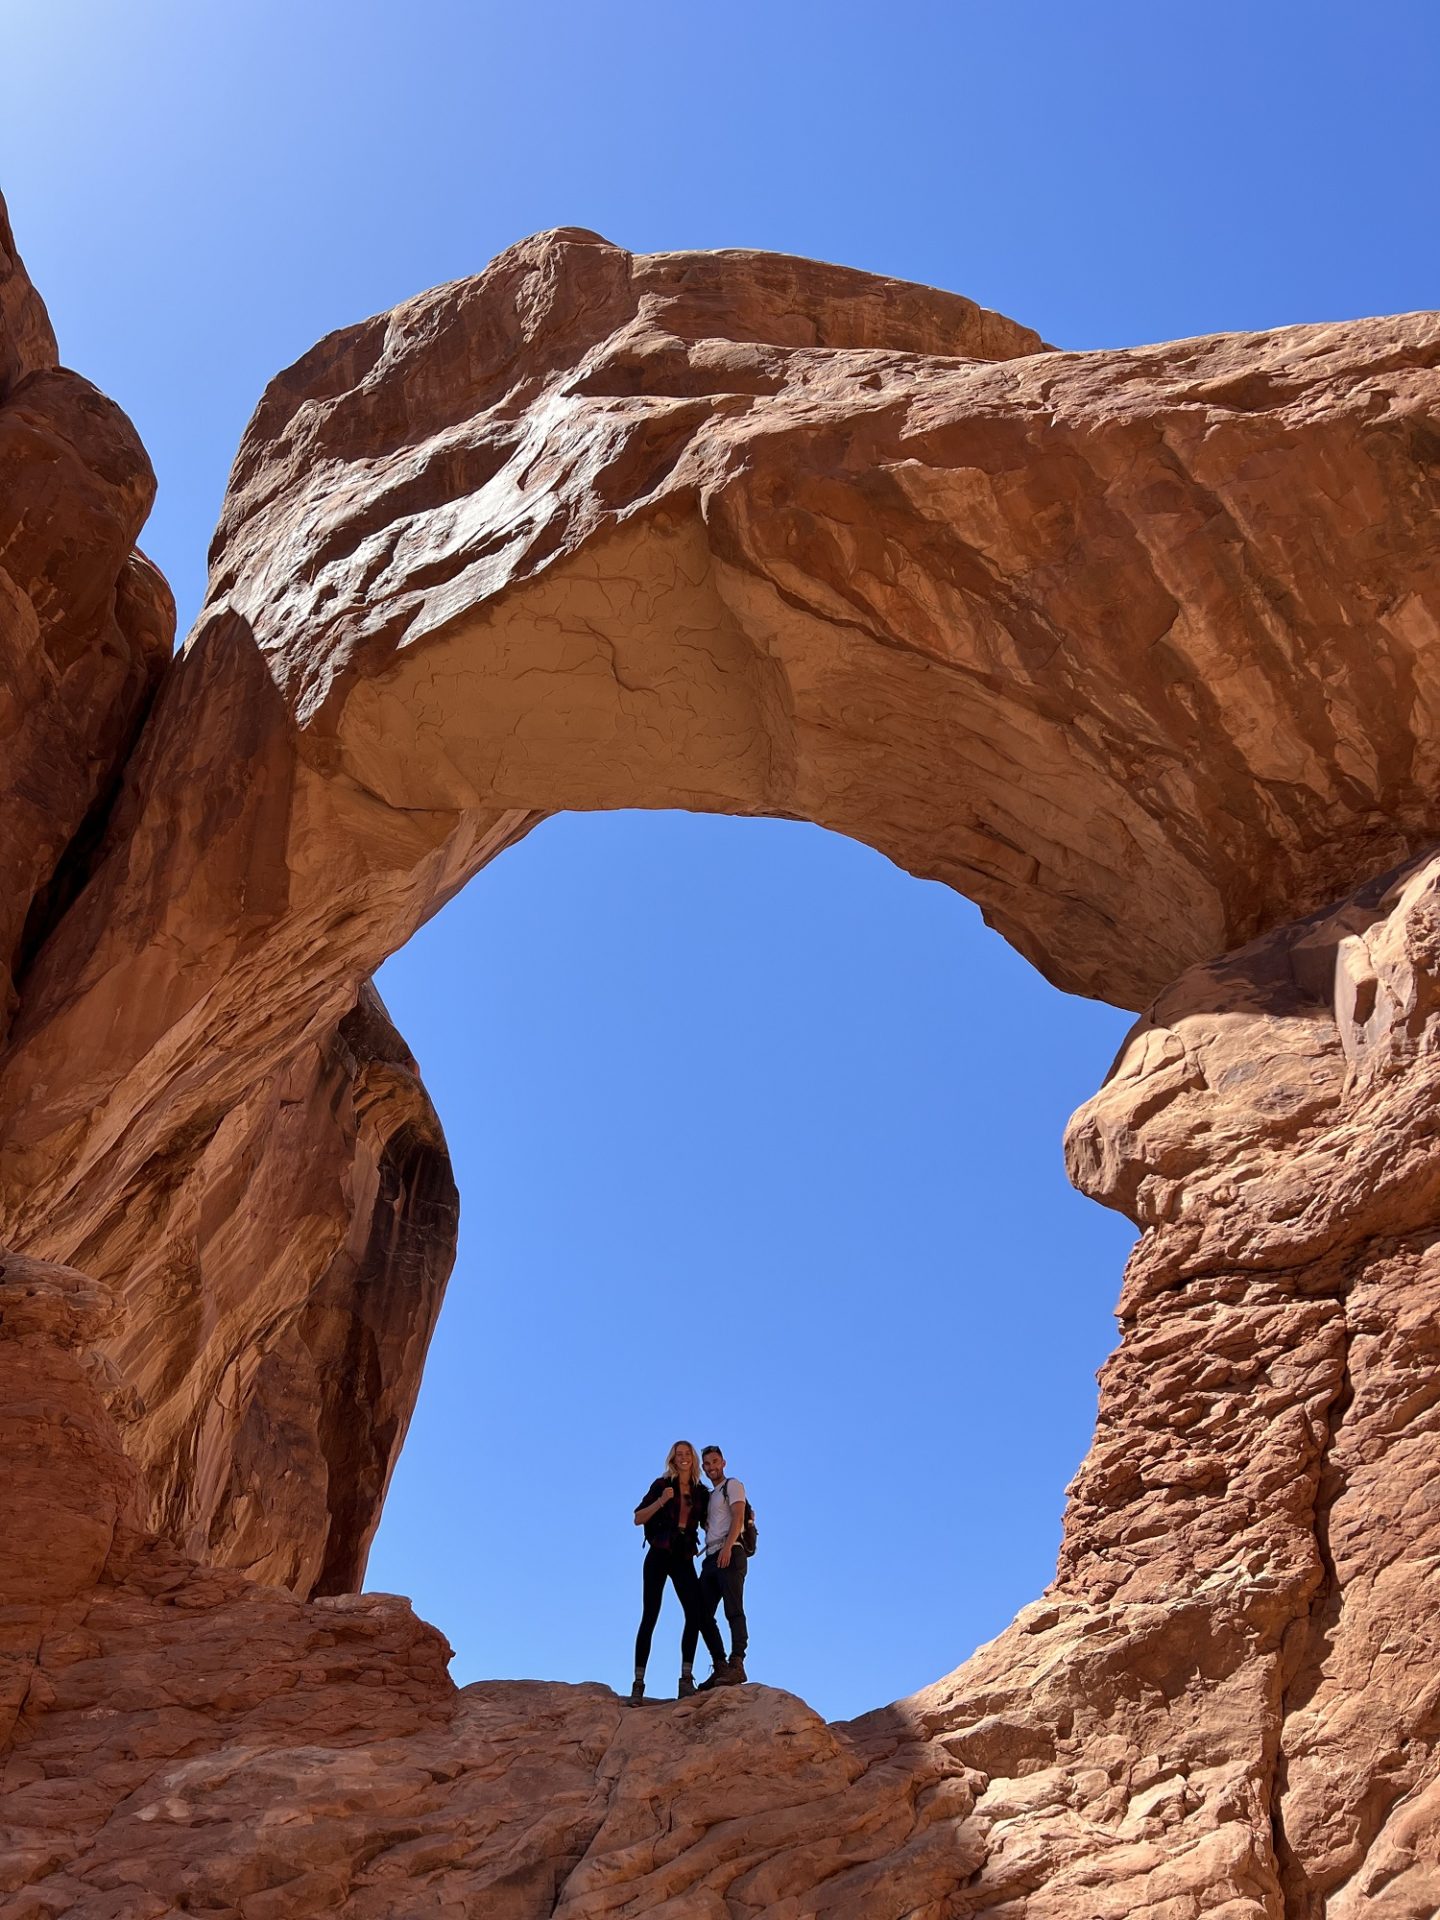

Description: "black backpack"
726 1479 758 1559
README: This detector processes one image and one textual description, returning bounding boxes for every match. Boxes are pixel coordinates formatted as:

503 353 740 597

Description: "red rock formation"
3 230 1437 1599
1 210 1438 1914
1066 849 1440 1915
0 193 454 1602
0 191 173 1039
9 844 1440 1911
106 980 460 1598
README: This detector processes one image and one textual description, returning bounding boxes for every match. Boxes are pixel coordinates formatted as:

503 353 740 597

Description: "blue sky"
5 0 1435 1721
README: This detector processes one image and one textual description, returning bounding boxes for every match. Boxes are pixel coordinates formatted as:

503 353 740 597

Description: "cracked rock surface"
1 206 1438 1915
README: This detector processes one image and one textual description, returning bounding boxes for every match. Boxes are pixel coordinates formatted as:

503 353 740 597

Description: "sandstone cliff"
1 200 1437 1916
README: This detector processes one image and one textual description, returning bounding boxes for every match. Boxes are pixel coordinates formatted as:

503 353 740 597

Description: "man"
694 1444 749 1687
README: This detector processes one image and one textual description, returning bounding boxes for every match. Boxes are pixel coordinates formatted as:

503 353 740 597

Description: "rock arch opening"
361 807 1134 1716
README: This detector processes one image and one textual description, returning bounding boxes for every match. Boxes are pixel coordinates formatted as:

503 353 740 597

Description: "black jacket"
636 1474 707 1554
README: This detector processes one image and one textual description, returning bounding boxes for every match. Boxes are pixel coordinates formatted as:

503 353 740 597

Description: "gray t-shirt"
704 1477 746 1558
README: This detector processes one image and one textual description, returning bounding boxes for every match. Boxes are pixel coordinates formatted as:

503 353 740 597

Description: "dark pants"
635 1547 726 1676
692 1546 748 1664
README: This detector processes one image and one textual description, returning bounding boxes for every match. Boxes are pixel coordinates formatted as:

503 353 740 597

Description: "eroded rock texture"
1064 849 1440 1916
104 980 460 1599
1 207 1438 1916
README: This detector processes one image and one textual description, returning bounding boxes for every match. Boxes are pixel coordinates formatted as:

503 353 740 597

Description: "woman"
630 1440 727 1702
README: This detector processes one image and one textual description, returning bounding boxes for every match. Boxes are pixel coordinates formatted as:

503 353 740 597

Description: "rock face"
106 979 460 1599
0 192 173 1040
0 190 452 1601
1063 848 1440 1916
2 205 1439 1915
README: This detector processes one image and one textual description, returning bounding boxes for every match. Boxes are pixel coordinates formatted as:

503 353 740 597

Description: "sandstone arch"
4 206 1440 1914
3 230 1438 1587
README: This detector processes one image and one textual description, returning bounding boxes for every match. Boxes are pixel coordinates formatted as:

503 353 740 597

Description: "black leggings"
634 1546 726 1675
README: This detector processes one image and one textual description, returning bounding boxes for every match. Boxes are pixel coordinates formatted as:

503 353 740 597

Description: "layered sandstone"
1 207 1438 1916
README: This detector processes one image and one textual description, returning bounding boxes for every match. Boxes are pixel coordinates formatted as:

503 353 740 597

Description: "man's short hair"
702 1445 723 1459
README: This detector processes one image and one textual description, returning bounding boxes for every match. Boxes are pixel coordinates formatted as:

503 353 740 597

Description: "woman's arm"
634 1485 674 1525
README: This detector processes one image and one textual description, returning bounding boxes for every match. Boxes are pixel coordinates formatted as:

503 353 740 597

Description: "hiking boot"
715 1658 747 1686
696 1665 726 1692
677 1675 696 1699
627 1678 645 1705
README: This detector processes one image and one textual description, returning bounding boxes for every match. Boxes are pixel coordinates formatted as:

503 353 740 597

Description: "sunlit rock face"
1 204 1439 1914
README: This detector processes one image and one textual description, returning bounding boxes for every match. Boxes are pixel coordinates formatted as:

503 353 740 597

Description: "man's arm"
718 1480 746 1567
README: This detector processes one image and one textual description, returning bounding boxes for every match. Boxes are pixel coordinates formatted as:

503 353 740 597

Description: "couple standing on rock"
631 1441 752 1703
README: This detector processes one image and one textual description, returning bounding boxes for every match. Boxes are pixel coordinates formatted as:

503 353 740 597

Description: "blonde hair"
665 1440 700 1483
